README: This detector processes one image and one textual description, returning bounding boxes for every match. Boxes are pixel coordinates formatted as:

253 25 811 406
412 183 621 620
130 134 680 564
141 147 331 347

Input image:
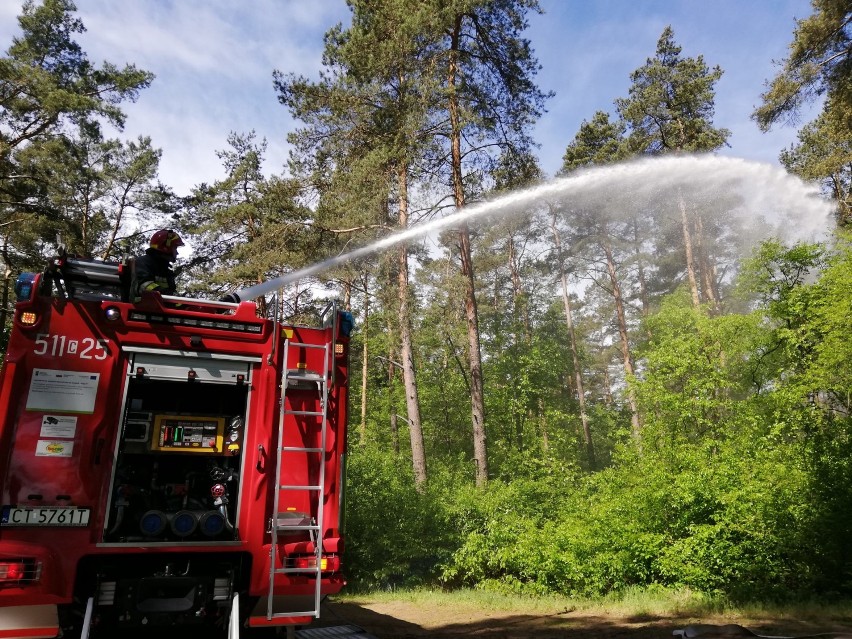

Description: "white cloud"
0 4 19 33
1 0 819 194
76 1 343 79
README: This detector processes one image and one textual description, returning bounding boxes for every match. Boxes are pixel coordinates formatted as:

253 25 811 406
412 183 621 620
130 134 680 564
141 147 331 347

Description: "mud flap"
0 604 59 639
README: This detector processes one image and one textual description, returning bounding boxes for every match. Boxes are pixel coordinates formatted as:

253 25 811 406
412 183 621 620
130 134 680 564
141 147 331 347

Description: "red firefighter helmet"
149 229 184 260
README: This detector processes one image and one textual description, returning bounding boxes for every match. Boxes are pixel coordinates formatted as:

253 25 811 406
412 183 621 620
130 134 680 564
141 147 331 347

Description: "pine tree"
754 0 851 131
755 1 851 227
438 0 550 486
0 0 152 335
780 98 852 227
617 26 730 310
558 111 642 442
276 0 438 486
182 132 316 314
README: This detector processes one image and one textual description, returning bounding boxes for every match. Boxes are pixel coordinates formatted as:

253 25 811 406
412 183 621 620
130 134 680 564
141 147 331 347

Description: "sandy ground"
314 598 852 639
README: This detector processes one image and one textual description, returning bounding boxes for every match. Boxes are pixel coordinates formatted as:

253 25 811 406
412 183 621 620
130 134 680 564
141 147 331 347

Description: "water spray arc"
226 154 834 303
226 178 575 302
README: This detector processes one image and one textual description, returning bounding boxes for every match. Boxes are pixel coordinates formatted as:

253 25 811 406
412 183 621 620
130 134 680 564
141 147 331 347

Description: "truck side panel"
0 266 350 636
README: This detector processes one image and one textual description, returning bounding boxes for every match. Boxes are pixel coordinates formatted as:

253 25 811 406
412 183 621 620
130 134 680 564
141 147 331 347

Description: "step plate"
297 625 379 639
0 604 59 638
249 594 317 625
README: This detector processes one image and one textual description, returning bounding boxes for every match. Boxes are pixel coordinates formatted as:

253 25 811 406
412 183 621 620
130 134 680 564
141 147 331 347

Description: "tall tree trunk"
0 240 11 340
342 280 352 310
602 235 641 440
449 14 488 486
0 269 10 340
508 235 530 341
632 217 650 317
509 231 530 449
385 343 400 456
397 164 427 488
695 214 721 313
458 226 487 485
679 196 701 308
359 279 369 443
602 361 614 406
492 269 500 312
550 212 595 468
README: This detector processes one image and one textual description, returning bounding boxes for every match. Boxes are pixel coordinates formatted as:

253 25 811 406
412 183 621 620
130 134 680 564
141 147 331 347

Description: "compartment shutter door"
126 348 259 384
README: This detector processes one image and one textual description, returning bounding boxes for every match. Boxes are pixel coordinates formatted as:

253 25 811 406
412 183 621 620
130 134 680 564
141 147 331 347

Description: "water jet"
226 154 834 302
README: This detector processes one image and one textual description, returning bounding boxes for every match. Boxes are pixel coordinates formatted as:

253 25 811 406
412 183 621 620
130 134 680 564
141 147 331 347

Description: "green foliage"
780 101 852 226
432 385 828 602
560 111 627 173
342 239 852 603
180 132 321 307
636 289 769 442
438 469 578 594
0 0 157 347
753 0 852 131
1 0 152 145
737 239 826 313
616 25 730 154
755 0 851 227
0 0 160 356
344 443 457 589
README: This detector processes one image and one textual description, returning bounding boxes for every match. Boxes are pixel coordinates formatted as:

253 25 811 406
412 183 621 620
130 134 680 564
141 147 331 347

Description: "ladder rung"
275 513 319 531
286 383 324 392
288 342 327 350
274 525 319 532
279 485 322 491
286 370 325 380
275 568 321 575
273 512 314 522
284 409 324 416
266 611 318 619
273 512 314 527
282 446 323 452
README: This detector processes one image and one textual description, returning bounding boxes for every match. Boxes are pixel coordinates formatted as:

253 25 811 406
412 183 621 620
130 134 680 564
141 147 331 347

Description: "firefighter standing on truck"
133 229 184 297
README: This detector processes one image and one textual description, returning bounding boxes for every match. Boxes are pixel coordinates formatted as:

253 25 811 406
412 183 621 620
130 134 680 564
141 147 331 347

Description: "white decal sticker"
35 440 74 457
39 415 78 439
25 369 99 414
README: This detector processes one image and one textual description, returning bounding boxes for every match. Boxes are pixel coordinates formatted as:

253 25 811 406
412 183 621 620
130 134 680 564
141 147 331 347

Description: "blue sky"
1 0 819 196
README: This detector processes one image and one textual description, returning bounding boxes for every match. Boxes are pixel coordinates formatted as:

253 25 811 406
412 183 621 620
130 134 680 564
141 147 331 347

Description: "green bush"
343 444 456 589
344 241 852 602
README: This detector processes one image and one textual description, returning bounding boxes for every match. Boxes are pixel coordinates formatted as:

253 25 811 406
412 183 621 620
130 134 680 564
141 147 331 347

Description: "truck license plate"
1 506 90 526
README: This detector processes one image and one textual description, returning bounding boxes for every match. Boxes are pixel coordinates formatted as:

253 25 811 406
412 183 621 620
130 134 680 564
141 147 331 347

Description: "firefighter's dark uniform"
133 248 177 296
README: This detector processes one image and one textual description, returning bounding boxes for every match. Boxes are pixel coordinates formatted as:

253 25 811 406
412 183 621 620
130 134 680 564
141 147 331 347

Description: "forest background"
1 0 852 604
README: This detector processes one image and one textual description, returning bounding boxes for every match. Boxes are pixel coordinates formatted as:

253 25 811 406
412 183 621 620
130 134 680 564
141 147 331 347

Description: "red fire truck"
0 254 352 638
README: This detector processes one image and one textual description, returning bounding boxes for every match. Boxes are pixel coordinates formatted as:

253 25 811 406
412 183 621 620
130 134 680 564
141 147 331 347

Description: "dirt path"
317 598 852 639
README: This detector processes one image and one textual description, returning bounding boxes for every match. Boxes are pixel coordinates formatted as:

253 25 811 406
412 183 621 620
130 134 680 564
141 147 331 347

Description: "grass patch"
336 587 577 614
333 587 852 623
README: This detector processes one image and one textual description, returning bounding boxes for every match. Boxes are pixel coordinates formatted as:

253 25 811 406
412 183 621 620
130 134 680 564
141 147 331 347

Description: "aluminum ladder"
266 337 331 622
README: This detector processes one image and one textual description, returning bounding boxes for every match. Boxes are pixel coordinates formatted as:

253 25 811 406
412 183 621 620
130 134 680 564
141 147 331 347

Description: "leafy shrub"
344 444 454 590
